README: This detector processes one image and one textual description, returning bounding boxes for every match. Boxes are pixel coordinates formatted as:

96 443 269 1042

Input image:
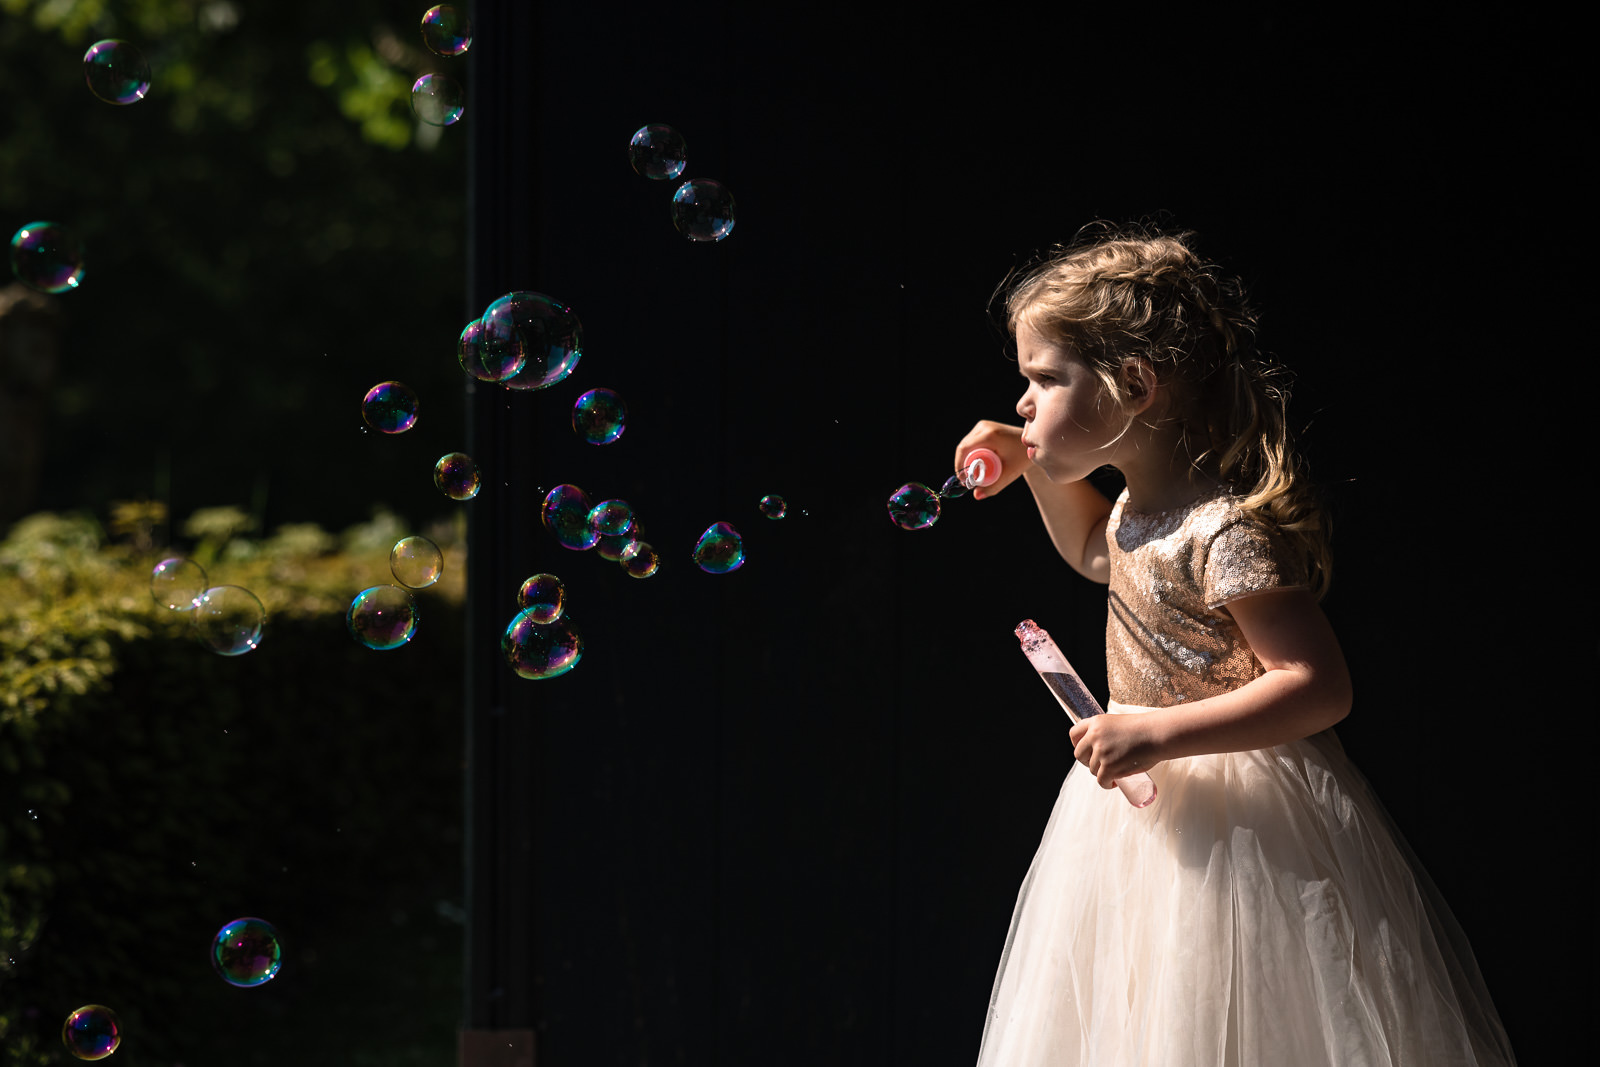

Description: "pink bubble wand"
1014 619 1158 808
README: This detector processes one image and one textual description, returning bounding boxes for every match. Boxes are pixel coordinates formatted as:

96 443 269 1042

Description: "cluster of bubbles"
9 221 86 293
504 572 583 679
458 291 583 391
411 6 471 126
541 484 660 578
150 558 267 656
347 534 445 651
212 917 284 987
60 916 280 1057
628 125 737 242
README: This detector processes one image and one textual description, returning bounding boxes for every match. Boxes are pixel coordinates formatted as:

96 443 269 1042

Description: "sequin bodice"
1105 488 1305 708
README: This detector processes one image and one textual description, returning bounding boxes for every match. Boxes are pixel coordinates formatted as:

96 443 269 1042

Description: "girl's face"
1014 323 1129 483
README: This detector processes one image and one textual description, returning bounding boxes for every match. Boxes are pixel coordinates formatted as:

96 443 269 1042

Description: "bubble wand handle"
1014 619 1158 809
958 447 1002 489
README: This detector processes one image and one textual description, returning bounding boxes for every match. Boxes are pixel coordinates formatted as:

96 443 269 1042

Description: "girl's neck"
1112 415 1221 514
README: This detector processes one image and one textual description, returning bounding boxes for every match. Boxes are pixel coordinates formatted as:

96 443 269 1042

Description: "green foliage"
1 509 464 1065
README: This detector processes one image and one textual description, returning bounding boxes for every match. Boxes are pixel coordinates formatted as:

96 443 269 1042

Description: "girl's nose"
1016 390 1032 420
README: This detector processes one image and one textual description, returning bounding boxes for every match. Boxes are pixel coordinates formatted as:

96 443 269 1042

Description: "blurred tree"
0 0 467 533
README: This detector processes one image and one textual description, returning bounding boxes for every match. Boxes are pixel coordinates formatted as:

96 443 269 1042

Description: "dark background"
5 2 1577 1064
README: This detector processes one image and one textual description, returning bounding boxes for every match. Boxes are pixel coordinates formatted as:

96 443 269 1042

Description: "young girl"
954 226 1516 1066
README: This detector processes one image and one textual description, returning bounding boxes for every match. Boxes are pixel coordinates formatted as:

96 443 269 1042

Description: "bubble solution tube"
1015 619 1158 809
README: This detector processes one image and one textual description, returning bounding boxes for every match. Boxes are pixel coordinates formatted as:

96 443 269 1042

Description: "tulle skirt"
976 732 1516 1067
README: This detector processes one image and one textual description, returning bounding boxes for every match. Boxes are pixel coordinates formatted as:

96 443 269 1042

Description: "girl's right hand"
954 421 1030 500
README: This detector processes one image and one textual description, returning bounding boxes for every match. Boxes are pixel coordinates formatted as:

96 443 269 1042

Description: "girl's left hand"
1069 703 1166 789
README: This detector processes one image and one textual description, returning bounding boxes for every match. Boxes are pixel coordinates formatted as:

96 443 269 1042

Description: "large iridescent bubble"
628 124 687 180
503 611 583 679
572 388 627 444
517 573 565 623
671 179 736 241
362 381 419 434
83 39 150 104
411 73 464 126
481 291 583 392
211 917 282 987
887 482 941 530
9 221 85 293
434 452 481 500
348 585 419 649
390 535 443 588
693 522 745 573
193 586 266 655
61 1004 120 1061
420 5 472 56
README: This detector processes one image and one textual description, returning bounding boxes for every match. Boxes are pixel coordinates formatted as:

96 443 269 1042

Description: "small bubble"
693 522 745 574
348 585 419 650
887 483 940 530
193 586 266 655
628 124 687 180
434 452 481 500
83 39 150 104
482 292 583 392
390 535 443 588
671 179 736 241
503 611 583 679
9 221 85 293
61 1004 120 1061
758 494 787 519
939 474 969 499
420 4 472 56
572 388 627 444
411 73 465 126
542 484 599 551
622 544 660 578
151 557 208 611
362 381 419 434
212 917 282 988
517 574 564 623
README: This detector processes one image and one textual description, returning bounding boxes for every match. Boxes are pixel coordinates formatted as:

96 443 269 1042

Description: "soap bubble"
434 452 481 500
939 474 969 499
61 1004 120 1061
420 4 472 56
458 317 523 382
211 917 282 988
693 522 745 574
542 484 599 551
587 499 634 538
411 73 464 126
517 573 564 623
595 531 641 562
362 381 419 434
572 388 627 444
503 611 583 679
390 535 443 588
628 124 687 180
672 179 736 241
622 544 659 578
151 557 208 611
347 585 419 650
83 39 150 105
759 494 787 519
9 221 85 293
481 292 582 392
887 482 940 530
193 586 265 655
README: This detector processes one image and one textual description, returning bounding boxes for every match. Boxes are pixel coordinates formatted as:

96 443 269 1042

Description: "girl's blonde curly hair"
1004 223 1332 598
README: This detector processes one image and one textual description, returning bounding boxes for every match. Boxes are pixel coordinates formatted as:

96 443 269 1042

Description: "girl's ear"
1122 358 1159 415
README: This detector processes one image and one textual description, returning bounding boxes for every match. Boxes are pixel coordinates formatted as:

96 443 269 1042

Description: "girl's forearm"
1147 665 1352 761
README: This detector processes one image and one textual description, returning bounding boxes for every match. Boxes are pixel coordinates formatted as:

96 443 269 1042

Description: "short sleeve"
1201 517 1305 609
